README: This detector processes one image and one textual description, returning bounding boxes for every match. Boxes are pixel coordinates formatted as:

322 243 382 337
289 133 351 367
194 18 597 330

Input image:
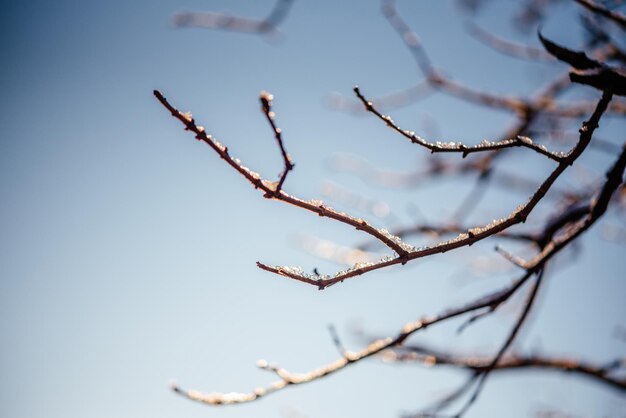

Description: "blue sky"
1 1 625 417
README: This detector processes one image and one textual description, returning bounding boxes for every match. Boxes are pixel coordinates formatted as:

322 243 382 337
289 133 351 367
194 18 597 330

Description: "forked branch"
153 89 412 288
162 89 622 408
155 88 613 290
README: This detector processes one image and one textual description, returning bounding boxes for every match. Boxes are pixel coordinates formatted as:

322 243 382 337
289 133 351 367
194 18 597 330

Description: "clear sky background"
1 1 625 418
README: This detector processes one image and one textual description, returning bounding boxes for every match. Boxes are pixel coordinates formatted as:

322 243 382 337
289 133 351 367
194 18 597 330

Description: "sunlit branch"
380 0 624 119
358 223 538 252
383 346 626 392
153 90 412 272
354 86 567 162
161 1 626 415
171 125 622 403
261 91 610 289
169 269 536 405
259 91 293 193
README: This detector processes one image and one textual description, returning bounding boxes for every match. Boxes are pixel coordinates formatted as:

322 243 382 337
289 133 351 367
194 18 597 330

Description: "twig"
169 270 536 405
171 0 295 39
465 22 555 62
383 345 626 393
575 0 626 30
354 87 567 162
260 91 294 194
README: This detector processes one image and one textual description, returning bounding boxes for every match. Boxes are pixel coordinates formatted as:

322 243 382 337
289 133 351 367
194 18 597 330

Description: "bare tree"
155 1 626 416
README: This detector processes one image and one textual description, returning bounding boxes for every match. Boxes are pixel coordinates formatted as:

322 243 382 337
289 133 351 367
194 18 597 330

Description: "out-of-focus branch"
327 153 576 200
465 22 555 62
326 81 433 114
409 142 626 413
382 345 626 392
171 0 295 40
454 269 544 417
539 33 626 96
575 0 626 30
261 92 612 288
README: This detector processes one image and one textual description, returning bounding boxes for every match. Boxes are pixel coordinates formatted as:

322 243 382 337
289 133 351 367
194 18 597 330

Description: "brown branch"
458 125 624 416
358 223 539 252
165 94 616 408
455 269 545 417
380 0 624 120
153 90 412 278
519 137 626 271
259 91 294 194
354 86 567 162
261 91 612 289
383 346 626 393
216 92 615 412
169 269 536 405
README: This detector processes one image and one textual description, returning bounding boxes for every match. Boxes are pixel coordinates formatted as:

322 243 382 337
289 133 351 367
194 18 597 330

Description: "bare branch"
164 90 617 410
539 33 626 96
153 90 412 274
454 269 544 417
171 0 295 40
465 21 555 62
574 0 626 30
160 3 624 415
259 91 294 194
267 91 613 289
326 81 433 114
383 346 626 393
169 270 536 405
354 86 567 162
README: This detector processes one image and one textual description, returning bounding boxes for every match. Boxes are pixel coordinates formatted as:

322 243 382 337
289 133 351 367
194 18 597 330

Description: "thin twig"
260 91 294 194
355 86 567 162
